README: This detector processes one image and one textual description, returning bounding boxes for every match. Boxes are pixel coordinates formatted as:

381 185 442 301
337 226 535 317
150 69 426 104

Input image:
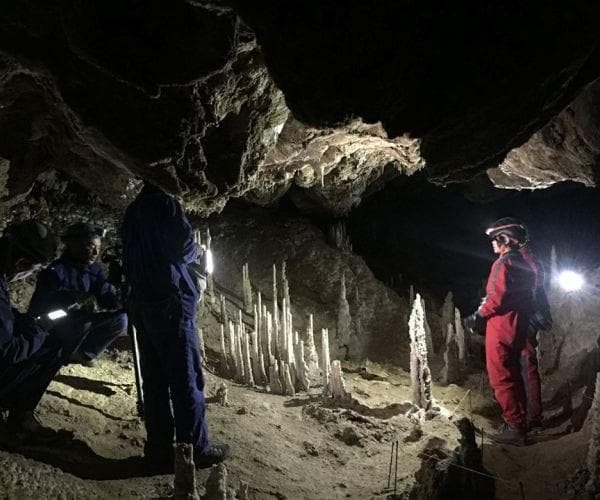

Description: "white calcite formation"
337 273 352 354
242 263 253 314
329 360 351 401
454 307 467 367
409 294 432 410
174 443 199 500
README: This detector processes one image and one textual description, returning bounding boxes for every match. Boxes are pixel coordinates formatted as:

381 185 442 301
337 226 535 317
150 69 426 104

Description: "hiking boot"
527 420 544 435
6 410 72 444
69 352 97 368
194 443 230 469
490 422 526 446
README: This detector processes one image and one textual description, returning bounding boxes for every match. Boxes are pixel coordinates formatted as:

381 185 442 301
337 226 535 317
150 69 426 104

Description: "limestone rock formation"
586 373 600 494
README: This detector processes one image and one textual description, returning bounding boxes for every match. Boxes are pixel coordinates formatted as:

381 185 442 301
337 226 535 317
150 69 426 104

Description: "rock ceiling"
1 1 599 215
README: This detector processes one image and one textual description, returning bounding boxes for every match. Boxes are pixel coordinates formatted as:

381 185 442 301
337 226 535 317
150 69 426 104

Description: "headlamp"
558 270 584 292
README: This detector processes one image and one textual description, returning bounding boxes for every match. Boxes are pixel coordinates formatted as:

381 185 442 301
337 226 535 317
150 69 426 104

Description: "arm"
163 195 198 264
28 268 80 317
89 266 121 310
0 304 48 364
478 259 510 318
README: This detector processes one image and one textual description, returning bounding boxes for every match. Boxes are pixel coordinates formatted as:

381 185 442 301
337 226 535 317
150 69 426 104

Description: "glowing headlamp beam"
47 309 68 320
558 270 584 292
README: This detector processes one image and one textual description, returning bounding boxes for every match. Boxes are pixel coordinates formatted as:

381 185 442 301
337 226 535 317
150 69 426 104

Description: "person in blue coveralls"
122 182 229 471
0 220 70 441
29 222 127 367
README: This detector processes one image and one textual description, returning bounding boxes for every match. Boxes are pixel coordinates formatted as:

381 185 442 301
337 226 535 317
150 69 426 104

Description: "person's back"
122 182 228 471
122 183 198 304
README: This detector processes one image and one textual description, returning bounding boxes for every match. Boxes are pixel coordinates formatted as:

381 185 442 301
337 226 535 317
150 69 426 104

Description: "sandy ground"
0 325 592 499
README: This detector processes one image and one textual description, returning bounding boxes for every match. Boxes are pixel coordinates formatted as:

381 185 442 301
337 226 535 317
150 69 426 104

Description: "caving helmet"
4 219 58 265
485 217 528 246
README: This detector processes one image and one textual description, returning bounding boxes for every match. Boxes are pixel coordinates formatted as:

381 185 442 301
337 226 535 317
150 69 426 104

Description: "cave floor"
0 344 589 499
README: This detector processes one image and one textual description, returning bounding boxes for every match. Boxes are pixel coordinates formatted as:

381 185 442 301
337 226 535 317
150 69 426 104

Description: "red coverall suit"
478 249 535 429
519 247 544 424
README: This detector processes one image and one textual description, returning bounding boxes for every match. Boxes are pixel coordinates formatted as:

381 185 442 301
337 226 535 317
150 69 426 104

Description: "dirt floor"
0 323 593 499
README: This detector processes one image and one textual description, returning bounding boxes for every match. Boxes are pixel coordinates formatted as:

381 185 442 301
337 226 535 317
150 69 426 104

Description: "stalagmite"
272 263 280 353
454 307 467 366
337 273 352 349
329 360 351 401
265 310 273 367
250 324 263 385
409 285 415 310
242 328 255 387
305 314 320 370
441 323 461 385
282 260 291 311
228 321 238 378
409 294 432 410
281 361 296 396
257 292 262 352
197 328 207 366
219 324 229 372
295 340 311 392
219 294 227 324
441 291 454 336
420 296 434 355
258 352 268 388
242 263 253 314
269 364 282 394
586 372 600 495
322 328 331 395
281 297 289 358
216 381 228 406
202 463 228 500
236 314 245 381
174 443 200 500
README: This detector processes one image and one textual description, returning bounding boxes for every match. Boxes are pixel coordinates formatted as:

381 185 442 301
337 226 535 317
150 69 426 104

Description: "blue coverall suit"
0 277 63 413
122 183 210 458
28 257 127 362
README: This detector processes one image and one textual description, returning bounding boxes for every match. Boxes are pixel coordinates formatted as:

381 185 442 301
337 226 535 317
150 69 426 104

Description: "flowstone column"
586 372 600 495
409 294 432 410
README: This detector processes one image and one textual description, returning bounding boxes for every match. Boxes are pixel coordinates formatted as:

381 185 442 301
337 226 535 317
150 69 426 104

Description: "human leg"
77 311 127 361
521 337 543 426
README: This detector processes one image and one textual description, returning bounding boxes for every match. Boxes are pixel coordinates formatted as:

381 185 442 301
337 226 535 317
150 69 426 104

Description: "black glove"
464 311 485 335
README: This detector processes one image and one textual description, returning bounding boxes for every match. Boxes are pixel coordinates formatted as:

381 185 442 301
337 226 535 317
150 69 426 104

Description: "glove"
464 311 485 335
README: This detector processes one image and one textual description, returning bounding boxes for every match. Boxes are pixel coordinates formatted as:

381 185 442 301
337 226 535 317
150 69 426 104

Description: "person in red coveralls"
465 218 535 445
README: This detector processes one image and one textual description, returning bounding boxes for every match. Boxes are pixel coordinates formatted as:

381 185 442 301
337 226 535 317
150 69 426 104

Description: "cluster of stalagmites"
207 260 350 401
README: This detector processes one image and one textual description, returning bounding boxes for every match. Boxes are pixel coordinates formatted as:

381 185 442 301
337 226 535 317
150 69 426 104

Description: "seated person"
0 220 66 439
28 222 127 367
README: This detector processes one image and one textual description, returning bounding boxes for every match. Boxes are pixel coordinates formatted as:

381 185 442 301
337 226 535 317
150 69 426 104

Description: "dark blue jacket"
0 277 48 363
122 184 199 307
28 256 120 318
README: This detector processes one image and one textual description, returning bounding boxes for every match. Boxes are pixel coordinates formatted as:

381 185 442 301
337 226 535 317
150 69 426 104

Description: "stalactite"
441 323 460 385
322 328 331 395
409 294 432 410
328 220 352 253
586 372 600 495
329 360 351 401
219 324 229 373
454 307 467 367
242 263 253 314
420 296 434 355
